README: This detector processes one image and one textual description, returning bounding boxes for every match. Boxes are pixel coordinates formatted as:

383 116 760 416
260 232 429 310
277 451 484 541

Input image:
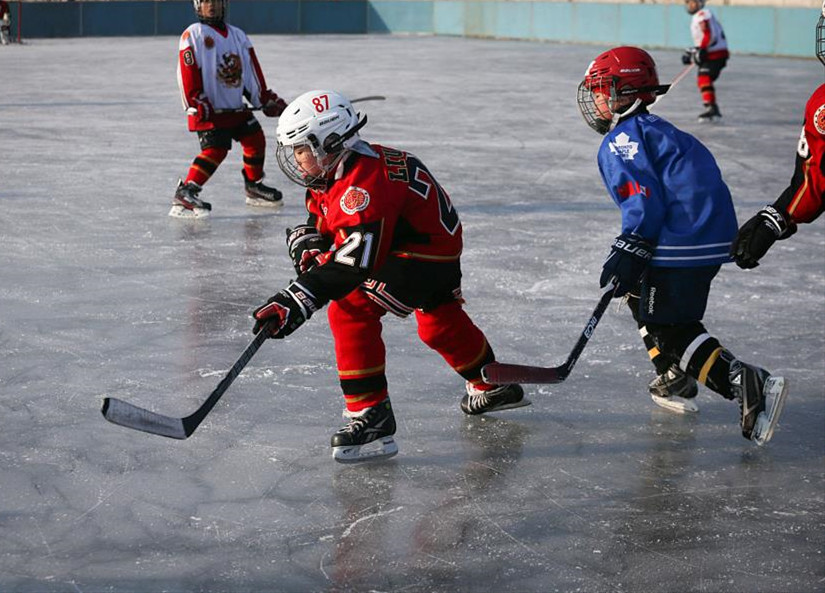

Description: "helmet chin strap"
608 98 644 132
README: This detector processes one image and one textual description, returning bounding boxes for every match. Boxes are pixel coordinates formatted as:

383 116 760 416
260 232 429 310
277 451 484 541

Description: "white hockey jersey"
177 22 266 112
690 8 728 56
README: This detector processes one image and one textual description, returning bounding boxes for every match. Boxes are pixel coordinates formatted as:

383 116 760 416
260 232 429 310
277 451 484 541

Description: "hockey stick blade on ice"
101 322 274 439
481 282 615 385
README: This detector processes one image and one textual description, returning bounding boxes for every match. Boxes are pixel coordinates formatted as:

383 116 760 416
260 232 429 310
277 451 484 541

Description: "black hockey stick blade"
352 95 386 103
101 323 273 439
481 282 616 385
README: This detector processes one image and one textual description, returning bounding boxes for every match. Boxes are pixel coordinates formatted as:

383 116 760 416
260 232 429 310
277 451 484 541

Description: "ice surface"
0 36 823 592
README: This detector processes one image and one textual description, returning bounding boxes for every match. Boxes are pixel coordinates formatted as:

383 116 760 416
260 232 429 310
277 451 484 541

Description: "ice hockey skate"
729 360 789 446
169 179 212 218
697 103 722 122
649 365 699 414
331 399 398 463
460 382 530 415
243 171 283 209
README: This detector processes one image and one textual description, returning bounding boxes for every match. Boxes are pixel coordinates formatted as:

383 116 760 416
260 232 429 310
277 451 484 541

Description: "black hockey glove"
600 233 654 298
286 225 331 275
682 47 707 65
261 89 288 118
730 205 797 269
252 282 320 339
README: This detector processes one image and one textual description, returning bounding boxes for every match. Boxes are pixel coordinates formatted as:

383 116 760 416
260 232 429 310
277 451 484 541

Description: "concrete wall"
10 0 818 57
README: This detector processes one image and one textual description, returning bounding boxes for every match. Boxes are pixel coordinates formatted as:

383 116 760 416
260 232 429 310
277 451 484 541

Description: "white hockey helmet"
275 90 367 188
817 0 825 66
193 0 226 25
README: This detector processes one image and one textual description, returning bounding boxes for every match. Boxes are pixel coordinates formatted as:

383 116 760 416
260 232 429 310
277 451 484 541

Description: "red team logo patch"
815 103 825 136
204 35 215 49
340 186 370 215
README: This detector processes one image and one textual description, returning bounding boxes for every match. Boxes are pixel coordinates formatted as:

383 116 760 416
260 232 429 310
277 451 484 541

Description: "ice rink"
1 34 823 592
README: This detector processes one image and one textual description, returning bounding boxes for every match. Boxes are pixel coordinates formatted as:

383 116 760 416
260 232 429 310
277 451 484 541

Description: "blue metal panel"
532 2 573 42
465 1 496 37
369 1 432 33
666 3 692 49
494 1 532 39
157 1 197 36
301 1 367 33
434 0 464 36
716 6 771 55
230 1 301 33
82 2 155 36
19 2 81 38
776 7 817 57
618 4 666 48
574 3 619 45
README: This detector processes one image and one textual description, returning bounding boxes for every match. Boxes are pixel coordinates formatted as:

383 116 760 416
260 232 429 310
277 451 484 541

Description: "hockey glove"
191 92 213 123
730 205 797 269
253 282 320 339
600 233 654 298
286 225 331 275
262 89 288 117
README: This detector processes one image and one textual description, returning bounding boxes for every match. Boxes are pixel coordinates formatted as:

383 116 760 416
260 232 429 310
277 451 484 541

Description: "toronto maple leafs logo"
609 132 639 162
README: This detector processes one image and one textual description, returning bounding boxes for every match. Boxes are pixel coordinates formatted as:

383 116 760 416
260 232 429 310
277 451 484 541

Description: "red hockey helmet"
577 46 669 134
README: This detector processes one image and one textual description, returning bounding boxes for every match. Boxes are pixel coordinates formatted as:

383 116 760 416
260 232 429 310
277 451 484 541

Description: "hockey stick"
101 321 274 439
186 95 387 115
652 64 695 106
481 282 616 385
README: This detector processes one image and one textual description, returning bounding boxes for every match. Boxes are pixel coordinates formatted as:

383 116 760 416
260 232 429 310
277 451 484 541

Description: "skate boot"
169 179 211 218
243 170 283 209
460 382 530 415
697 103 721 122
729 360 789 446
649 365 699 414
331 399 398 463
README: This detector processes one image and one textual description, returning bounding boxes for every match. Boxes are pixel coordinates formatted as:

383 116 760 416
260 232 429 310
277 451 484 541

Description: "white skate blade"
168 204 210 219
332 436 398 464
245 196 284 209
651 393 699 414
753 376 788 446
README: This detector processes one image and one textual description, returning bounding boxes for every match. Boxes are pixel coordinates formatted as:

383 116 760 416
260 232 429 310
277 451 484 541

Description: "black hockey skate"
729 360 789 446
331 399 398 463
649 365 699 414
243 170 283 209
460 383 529 415
169 179 211 218
697 103 721 122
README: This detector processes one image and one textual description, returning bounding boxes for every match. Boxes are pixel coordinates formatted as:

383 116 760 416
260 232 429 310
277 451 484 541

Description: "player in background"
682 0 729 121
0 0 11 46
172 0 288 218
251 90 527 463
730 1 825 268
576 46 787 445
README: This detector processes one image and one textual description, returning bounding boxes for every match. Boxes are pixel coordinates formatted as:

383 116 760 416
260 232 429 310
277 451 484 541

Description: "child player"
576 46 787 445
682 0 729 121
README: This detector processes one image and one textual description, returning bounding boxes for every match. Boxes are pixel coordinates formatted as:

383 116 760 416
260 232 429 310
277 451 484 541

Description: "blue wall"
12 0 817 58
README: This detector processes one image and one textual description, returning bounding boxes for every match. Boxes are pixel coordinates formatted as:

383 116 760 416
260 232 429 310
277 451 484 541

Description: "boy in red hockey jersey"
172 0 288 218
251 90 527 463
682 0 729 121
731 1 825 266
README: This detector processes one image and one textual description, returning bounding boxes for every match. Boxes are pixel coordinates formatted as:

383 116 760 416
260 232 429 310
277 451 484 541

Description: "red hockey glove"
262 89 288 117
730 205 797 269
252 282 320 339
600 233 654 298
191 92 213 123
286 225 331 275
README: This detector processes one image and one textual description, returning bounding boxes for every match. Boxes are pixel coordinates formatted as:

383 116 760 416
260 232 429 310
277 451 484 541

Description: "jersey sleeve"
177 28 204 109
773 85 825 224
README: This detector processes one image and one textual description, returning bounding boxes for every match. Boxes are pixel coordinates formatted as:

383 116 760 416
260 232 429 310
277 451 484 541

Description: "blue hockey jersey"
597 113 737 267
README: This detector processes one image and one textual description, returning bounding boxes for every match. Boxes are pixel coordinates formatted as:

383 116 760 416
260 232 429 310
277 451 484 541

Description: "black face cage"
576 78 614 135
275 145 327 190
817 16 825 66
195 0 225 24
